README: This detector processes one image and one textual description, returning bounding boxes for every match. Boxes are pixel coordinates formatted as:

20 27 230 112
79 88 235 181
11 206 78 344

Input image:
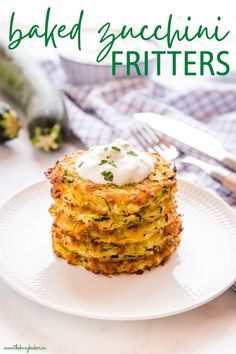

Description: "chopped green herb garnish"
101 170 114 182
99 159 107 165
78 161 84 167
109 161 117 168
127 150 138 157
112 146 121 152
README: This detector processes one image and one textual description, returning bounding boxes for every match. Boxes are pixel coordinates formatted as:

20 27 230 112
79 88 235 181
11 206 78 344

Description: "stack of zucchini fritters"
46 151 182 275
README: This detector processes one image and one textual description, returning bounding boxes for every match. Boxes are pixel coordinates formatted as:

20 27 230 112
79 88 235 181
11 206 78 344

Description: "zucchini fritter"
46 151 177 216
52 216 182 260
49 197 177 232
52 235 180 275
46 149 182 275
52 209 180 243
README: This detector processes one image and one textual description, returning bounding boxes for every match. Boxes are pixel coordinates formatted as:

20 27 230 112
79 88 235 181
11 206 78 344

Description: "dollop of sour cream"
75 139 154 186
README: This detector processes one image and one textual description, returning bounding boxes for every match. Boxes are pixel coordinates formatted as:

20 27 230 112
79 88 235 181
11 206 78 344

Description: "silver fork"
131 124 236 194
131 123 236 292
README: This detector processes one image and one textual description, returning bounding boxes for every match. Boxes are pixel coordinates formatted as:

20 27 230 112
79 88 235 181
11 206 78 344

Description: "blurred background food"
0 102 21 143
0 42 68 151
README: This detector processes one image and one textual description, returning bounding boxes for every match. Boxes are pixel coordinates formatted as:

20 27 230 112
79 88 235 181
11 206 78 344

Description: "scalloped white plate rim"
0 178 235 321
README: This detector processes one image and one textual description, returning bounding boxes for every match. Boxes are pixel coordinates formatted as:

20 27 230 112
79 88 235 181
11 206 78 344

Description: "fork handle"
211 167 236 194
222 153 236 172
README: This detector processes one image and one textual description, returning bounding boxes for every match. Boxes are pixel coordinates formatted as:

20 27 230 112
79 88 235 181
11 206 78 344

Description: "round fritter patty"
50 199 178 232
52 217 182 260
52 212 182 244
46 151 177 217
52 235 180 275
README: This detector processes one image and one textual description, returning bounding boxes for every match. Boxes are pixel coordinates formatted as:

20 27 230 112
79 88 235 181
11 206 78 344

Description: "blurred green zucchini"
0 101 21 143
0 43 68 151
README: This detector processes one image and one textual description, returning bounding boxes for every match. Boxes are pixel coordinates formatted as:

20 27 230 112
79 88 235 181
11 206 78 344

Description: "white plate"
0 179 235 320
